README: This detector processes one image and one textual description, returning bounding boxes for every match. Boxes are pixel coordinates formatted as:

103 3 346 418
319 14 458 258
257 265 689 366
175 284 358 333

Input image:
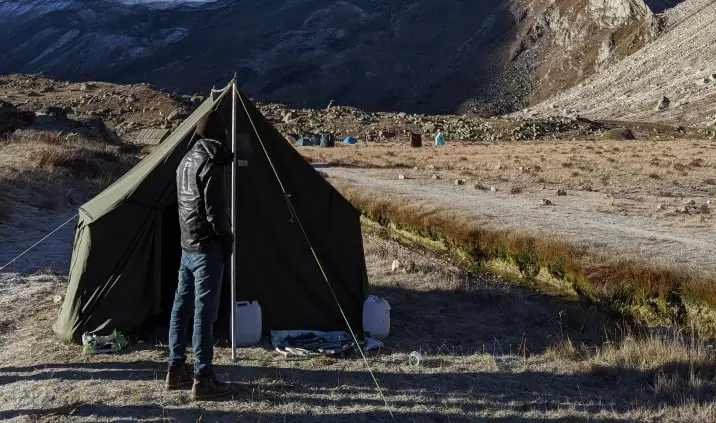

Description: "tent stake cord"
235 88 396 421
230 79 238 362
0 213 79 272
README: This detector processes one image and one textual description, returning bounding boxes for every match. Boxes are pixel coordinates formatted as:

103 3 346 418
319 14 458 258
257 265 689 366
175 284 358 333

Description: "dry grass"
300 139 716 332
549 331 716 410
333 182 716 334
0 130 136 222
0 180 12 222
303 139 716 206
0 236 714 421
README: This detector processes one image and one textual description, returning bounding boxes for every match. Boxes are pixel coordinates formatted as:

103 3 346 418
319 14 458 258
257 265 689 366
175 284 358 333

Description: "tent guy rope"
0 213 79 272
234 87 397 422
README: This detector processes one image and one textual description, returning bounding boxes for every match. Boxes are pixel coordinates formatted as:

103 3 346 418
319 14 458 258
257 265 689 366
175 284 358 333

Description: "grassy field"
0 130 137 223
1 234 715 422
303 138 716 220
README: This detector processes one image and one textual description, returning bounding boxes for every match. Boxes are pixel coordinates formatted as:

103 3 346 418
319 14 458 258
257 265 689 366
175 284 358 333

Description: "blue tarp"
343 136 357 144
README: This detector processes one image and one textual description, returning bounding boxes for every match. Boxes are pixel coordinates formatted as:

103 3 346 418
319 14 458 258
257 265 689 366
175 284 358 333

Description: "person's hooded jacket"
176 137 234 255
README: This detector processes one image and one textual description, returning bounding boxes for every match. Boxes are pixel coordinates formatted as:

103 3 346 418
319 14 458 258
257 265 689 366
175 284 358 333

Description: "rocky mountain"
0 0 683 115
518 0 716 127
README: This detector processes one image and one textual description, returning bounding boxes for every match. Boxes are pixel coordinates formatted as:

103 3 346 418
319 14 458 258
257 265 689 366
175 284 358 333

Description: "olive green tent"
53 81 369 343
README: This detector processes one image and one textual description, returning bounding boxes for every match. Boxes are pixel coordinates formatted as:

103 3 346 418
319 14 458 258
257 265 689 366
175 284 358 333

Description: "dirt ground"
1 75 715 422
1 233 715 423
303 139 716 273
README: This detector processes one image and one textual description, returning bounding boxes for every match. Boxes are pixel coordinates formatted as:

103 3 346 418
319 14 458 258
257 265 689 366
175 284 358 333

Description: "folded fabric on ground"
271 330 383 357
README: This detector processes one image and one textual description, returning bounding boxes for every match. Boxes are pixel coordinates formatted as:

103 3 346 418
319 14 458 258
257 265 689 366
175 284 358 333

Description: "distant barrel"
320 132 335 148
410 133 422 148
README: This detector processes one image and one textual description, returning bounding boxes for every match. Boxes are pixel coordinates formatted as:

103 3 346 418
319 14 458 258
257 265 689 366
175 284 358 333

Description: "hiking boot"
165 363 194 390
191 373 234 401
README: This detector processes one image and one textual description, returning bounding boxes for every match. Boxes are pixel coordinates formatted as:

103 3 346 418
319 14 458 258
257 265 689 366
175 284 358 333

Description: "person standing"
435 128 446 146
165 112 235 401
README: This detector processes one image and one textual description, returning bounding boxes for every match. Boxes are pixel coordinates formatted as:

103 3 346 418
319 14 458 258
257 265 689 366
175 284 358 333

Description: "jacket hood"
194 137 233 165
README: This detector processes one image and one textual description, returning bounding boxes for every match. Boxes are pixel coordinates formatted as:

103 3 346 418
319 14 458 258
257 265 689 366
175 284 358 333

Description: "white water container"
362 295 390 339
234 301 262 346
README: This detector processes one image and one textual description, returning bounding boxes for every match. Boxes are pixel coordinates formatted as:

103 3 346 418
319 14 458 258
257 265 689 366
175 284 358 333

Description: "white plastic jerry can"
362 295 391 339
234 301 262 346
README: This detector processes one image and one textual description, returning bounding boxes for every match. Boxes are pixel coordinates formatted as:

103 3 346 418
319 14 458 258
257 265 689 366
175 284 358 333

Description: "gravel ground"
324 167 716 273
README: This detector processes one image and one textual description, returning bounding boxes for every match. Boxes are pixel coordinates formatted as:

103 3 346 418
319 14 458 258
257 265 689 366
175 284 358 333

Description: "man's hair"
195 111 227 141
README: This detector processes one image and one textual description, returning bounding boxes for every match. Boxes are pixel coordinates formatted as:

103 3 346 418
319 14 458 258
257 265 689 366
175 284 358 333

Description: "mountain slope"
0 0 671 115
519 0 716 126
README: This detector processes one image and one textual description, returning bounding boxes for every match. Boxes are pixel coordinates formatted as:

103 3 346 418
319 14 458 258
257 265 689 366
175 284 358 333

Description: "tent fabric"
343 136 357 144
54 82 370 343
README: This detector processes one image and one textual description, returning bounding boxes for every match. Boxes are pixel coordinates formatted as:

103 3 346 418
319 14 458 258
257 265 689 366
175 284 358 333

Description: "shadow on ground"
1 358 713 422
145 269 629 357
2 277 710 422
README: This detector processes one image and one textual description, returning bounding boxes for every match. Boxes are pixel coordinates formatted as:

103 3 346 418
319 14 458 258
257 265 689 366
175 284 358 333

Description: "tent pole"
230 80 238 362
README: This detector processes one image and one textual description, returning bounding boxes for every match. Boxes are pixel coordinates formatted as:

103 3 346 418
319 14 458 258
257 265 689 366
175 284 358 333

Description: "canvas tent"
54 81 370 344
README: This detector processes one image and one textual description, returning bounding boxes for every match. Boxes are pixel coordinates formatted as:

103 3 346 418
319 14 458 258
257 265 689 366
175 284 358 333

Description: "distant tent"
295 136 314 147
54 81 370 343
344 136 357 144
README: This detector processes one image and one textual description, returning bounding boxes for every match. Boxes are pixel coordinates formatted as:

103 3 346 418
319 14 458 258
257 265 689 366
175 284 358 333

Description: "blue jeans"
168 247 225 376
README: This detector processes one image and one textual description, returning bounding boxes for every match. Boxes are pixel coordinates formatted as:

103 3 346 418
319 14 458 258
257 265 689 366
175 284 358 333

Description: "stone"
166 109 182 121
431 174 440 180
398 174 406 180
391 259 401 273
413 167 419 171
490 186 497 192
657 204 664 210
402 260 416 273
0 101 34 135
685 199 696 206
541 199 554 206
656 96 670 111
556 189 567 196
37 106 68 120
454 179 465 186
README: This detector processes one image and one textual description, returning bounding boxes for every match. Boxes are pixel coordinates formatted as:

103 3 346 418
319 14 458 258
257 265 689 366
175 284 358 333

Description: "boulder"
656 96 670 111
0 101 34 135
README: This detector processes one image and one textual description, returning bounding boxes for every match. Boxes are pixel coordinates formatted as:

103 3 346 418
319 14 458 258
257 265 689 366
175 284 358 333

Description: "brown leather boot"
191 373 234 401
165 363 194 390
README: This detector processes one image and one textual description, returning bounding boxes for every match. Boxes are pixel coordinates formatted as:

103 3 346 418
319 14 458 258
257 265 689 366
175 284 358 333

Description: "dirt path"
324 167 716 273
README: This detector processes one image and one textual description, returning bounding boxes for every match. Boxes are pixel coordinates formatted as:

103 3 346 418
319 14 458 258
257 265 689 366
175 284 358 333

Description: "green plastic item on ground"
81 330 129 354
